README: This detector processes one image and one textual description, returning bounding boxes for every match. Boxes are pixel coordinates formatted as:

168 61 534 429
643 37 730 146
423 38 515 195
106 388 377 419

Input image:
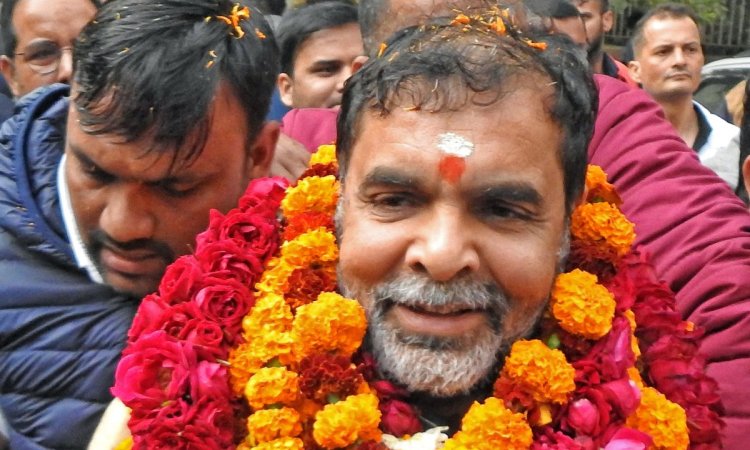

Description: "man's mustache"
88 229 175 262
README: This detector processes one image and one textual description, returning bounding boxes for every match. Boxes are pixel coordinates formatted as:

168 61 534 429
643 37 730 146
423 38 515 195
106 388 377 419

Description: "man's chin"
103 270 160 299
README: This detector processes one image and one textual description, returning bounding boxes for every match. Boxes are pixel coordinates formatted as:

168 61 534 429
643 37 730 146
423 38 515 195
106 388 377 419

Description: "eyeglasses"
14 41 72 75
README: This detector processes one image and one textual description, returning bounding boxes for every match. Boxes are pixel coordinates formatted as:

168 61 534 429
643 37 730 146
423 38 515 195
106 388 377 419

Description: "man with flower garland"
0 0 279 448
333 14 598 436
278 0 750 446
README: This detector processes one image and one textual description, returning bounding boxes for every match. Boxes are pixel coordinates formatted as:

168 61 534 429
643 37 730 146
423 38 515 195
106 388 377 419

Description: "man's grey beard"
336 197 571 397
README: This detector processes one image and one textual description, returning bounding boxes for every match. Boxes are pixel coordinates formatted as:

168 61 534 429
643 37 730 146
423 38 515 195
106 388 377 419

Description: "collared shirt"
57 154 104 283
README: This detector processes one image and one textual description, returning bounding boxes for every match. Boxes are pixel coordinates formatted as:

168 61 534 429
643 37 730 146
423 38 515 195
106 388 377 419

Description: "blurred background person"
276 1 362 109
628 3 740 189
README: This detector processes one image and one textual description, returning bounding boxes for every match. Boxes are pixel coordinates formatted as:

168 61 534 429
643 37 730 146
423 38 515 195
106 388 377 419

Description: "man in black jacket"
0 1 279 448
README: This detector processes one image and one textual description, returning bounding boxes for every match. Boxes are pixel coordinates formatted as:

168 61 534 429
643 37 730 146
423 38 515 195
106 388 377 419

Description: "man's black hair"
337 13 597 212
0 0 101 56
276 1 358 75
631 3 702 55
72 0 279 166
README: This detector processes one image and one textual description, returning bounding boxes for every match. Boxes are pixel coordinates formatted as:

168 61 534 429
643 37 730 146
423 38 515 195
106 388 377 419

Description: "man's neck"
590 51 604 74
410 383 494 434
658 96 699 147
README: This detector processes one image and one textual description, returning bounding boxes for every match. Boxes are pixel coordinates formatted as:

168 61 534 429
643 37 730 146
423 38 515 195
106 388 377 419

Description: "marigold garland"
114 140 724 450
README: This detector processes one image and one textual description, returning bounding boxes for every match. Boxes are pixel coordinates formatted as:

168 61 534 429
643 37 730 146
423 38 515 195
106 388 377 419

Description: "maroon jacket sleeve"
591 75 750 448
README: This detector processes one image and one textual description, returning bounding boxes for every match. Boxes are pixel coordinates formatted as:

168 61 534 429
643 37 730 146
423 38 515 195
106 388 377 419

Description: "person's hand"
271 133 310 181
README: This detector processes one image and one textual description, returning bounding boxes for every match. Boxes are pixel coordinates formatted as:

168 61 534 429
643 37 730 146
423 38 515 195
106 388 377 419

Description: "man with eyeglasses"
0 0 99 99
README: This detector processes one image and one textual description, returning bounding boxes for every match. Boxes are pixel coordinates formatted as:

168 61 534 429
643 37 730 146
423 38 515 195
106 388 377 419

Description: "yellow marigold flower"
256 258 295 296
242 293 293 337
585 165 621 205
551 269 616 339
310 144 338 167
245 367 300 410
313 393 382 448
282 175 339 218
501 339 576 404
281 228 338 268
247 437 305 450
626 387 689 450
571 202 636 261
293 292 367 360
247 408 302 444
443 397 533 450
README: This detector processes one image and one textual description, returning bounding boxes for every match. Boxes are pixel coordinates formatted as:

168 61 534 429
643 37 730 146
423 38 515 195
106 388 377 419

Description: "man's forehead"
642 16 701 44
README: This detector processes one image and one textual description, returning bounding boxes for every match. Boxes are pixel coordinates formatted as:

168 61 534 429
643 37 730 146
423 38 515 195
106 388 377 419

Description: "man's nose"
56 49 73 84
99 185 157 244
404 207 480 282
672 49 687 66
336 65 354 92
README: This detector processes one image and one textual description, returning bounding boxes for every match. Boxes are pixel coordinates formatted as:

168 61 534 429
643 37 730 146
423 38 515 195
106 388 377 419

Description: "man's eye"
158 184 196 199
82 163 114 183
372 193 413 208
476 202 530 221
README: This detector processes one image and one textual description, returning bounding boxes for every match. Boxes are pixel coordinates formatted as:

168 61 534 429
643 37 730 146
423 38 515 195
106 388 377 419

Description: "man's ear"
351 55 369 75
0 56 19 98
277 73 294 108
247 121 280 179
742 155 750 203
601 10 614 34
627 60 642 84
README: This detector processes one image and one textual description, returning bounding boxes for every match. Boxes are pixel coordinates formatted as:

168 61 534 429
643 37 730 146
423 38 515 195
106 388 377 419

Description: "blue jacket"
0 85 137 450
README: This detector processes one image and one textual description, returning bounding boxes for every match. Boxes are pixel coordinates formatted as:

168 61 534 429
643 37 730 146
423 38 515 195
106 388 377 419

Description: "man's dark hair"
276 1 358 75
337 14 598 212
631 3 702 54
72 0 279 166
0 0 101 56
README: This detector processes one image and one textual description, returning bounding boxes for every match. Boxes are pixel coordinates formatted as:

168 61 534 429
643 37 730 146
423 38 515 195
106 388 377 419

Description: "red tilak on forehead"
438 155 466 184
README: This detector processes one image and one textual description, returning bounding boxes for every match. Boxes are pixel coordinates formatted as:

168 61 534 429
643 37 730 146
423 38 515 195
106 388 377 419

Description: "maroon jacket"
281 75 750 448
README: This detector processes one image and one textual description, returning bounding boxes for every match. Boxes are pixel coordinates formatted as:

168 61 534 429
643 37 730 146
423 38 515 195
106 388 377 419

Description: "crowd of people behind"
0 0 749 449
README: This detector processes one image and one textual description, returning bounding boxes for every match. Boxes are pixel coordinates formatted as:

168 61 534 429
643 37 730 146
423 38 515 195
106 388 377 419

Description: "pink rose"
158 255 204 304
113 331 197 410
567 398 600 436
603 427 651 450
380 399 421 436
600 378 641 417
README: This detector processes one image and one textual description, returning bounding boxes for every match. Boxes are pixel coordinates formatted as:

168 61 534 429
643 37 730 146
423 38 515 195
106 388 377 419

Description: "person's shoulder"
694 100 740 135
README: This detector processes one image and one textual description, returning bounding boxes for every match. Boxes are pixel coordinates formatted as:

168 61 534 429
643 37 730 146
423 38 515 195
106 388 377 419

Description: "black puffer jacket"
0 85 137 450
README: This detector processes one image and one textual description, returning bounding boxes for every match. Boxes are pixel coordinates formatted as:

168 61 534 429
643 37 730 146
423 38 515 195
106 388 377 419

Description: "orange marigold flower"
293 292 367 360
585 165 622 205
247 408 303 444
443 397 533 450
245 367 300 410
551 269 616 339
626 387 689 450
229 342 266 395
628 366 645 390
283 266 338 311
571 202 635 262
282 175 339 219
309 144 338 167
313 393 382 448
247 437 305 450
501 339 576 404
283 212 335 242
256 229 338 297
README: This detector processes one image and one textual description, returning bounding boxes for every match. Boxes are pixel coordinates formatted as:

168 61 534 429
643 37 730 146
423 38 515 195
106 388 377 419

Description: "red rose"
194 276 254 341
195 208 279 263
127 294 169 343
158 255 204 304
532 428 589 450
113 331 197 411
179 318 226 359
380 398 422 436
599 378 640 417
195 240 264 288
585 317 635 381
602 427 651 450
238 176 288 214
